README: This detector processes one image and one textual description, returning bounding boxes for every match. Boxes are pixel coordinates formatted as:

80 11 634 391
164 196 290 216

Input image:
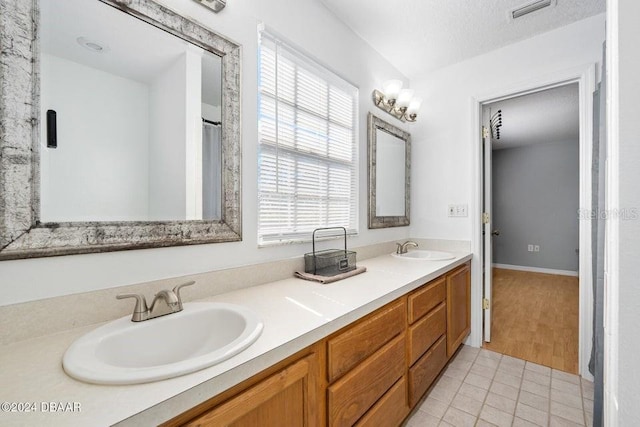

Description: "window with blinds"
258 30 359 245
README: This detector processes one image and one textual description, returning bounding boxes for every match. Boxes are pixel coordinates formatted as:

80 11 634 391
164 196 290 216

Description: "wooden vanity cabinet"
166 261 471 427
446 262 471 357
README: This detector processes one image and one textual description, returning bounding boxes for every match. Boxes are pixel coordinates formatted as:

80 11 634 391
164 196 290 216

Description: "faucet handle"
396 242 403 254
172 281 195 305
116 293 149 321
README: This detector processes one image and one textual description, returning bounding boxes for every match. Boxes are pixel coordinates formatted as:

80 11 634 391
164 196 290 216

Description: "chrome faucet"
117 281 195 322
396 241 419 254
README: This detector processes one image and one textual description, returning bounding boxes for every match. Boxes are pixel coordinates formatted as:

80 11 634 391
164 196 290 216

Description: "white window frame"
257 28 359 246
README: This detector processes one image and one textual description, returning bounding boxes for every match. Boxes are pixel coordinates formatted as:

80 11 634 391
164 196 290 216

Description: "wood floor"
483 268 579 374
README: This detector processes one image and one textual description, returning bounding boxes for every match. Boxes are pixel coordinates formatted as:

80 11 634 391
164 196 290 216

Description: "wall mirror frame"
0 0 242 260
367 113 411 229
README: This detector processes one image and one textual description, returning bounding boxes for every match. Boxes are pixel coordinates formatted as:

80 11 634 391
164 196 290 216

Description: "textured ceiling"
484 83 579 150
319 0 605 77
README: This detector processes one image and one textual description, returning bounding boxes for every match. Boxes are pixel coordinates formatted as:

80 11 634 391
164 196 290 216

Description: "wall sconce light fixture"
194 0 226 13
372 80 422 122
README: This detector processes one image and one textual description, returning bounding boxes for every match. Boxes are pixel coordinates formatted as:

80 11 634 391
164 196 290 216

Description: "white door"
483 124 493 342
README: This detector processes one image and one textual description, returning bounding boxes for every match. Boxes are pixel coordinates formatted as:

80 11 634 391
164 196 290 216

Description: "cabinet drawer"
408 334 447 407
355 376 409 427
408 277 446 324
328 334 406 427
327 298 405 382
408 301 446 365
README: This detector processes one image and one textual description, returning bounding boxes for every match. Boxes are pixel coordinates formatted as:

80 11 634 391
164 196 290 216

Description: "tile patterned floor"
405 346 594 427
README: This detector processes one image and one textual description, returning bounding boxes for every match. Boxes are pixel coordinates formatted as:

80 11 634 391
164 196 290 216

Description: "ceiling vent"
510 0 556 20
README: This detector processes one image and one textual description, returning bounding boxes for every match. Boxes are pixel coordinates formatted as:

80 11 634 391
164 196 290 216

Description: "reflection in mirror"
39 0 222 222
375 129 406 217
367 113 410 229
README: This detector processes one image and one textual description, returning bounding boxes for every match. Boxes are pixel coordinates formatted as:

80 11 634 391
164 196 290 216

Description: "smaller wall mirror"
367 113 411 228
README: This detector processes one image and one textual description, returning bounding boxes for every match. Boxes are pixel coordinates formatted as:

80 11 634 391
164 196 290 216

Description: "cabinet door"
185 353 319 427
446 262 471 357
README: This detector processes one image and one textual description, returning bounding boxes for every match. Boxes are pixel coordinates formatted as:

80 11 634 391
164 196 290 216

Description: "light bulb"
396 89 414 108
382 80 403 101
407 97 423 115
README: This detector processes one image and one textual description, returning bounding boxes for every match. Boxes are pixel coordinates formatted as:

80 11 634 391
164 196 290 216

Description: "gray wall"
492 140 579 271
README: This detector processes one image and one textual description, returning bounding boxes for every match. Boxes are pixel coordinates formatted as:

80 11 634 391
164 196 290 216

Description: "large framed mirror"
0 0 242 260
367 113 411 228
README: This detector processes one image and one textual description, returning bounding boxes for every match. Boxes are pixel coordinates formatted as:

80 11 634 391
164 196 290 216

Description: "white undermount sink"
391 250 456 261
62 302 263 385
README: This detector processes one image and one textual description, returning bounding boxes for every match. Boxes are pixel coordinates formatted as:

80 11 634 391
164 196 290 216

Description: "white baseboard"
492 263 579 277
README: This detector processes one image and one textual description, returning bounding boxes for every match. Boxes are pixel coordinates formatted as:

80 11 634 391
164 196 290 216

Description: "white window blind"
258 30 359 244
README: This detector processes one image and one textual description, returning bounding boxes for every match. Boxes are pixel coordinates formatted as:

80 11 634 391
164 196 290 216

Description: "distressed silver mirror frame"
367 113 411 229
0 0 242 260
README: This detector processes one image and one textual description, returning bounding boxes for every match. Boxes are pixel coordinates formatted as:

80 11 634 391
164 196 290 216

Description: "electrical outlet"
448 204 468 217
534 245 540 252
528 244 534 252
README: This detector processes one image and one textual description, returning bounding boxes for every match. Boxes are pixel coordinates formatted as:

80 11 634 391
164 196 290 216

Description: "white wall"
184 47 205 220
0 0 410 306
375 131 406 217
409 14 605 241
40 54 150 222
612 0 640 424
148 54 189 220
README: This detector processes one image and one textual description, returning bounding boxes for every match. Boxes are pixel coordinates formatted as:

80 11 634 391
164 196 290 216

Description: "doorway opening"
481 84 581 373
470 64 596 381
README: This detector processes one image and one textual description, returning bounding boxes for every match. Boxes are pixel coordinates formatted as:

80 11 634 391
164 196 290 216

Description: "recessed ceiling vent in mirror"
510 0 555 20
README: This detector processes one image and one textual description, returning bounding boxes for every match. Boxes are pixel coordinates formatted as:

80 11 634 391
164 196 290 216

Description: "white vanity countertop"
0 251 472 426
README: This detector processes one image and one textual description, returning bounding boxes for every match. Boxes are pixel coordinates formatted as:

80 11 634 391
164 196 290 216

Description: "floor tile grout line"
454 348 482 423
467 349 486 427
550 370 590 427
442 347 485 425
511 361 526 426
424 347 481 424
475 351 501 425
547 365 552 427
580 377 588 427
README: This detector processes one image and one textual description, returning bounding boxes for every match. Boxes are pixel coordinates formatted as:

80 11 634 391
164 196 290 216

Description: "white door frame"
603 0 619 423
469 63 596 380
482 118 493 342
